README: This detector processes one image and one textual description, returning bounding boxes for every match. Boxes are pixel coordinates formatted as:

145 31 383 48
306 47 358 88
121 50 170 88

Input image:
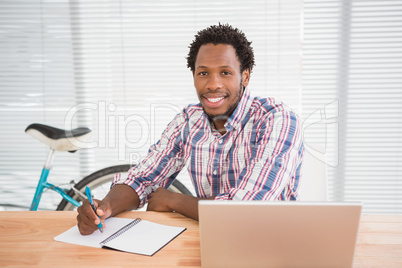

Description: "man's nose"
207 73 223 91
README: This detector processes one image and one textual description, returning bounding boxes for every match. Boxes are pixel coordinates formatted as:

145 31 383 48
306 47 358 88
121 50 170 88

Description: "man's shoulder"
165 103 204 127
182 102 204 117
250 96 291 116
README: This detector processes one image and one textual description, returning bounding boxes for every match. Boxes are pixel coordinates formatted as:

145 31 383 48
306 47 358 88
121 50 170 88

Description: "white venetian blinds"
1 0 401 214
0 0 83 209
303 0 402 213
0 0 301 209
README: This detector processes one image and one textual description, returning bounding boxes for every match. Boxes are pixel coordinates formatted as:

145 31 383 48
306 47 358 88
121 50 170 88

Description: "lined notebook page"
102 220 186 256
54 217 134 248
54 217 186 256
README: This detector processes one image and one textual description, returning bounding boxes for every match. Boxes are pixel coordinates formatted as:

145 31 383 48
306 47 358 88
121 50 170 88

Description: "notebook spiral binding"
100 218 141 245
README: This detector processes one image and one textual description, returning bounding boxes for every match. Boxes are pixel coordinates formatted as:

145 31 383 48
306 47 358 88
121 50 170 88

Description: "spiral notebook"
54 217 186 256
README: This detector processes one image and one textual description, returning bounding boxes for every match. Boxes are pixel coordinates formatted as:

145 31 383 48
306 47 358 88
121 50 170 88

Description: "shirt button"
219 140 223 144
213 170 217 175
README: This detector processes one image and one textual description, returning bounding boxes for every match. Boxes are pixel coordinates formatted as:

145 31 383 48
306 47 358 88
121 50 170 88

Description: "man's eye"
222 71 231 75
198 71 207 76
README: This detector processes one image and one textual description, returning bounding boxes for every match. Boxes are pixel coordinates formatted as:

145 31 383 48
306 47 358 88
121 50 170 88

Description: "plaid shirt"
113 87 304 207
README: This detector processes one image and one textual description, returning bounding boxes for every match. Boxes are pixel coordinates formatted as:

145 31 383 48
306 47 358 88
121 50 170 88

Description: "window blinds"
0 0 302 210
303 0 402 213
0 0 82 209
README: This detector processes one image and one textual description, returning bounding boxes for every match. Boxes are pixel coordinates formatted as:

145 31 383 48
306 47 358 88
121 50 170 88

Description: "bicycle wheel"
56 164 193 211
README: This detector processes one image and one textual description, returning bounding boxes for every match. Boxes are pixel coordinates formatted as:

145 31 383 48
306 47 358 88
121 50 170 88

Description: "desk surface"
0 211 401 267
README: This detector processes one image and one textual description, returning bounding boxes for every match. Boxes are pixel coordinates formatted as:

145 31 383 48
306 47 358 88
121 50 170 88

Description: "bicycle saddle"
25 123 92 152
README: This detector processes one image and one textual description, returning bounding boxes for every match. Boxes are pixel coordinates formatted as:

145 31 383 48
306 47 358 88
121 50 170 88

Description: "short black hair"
186 23 255 73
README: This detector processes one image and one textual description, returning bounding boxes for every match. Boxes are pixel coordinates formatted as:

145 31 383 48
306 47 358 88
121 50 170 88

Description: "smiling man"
193 43 249 134
77 24 304 235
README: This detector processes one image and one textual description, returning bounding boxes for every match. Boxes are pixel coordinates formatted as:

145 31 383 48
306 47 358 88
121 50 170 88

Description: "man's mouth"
200 92 227 109
207 97 224 103
202 95 226 108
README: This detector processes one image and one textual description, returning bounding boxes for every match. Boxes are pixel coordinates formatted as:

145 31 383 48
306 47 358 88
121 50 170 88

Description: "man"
77 24 304 235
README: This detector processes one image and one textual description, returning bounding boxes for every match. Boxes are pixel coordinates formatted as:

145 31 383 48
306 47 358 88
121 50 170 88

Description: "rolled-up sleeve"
112 111 187 208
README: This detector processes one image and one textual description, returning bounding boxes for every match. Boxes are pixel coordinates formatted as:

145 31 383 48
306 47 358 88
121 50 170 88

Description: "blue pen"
85 186 103 233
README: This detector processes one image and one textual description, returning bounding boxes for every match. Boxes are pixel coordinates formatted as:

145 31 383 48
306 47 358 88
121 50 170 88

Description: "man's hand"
77 199 112 235
76 184 140 235
147 187 176 212
147 187 215 221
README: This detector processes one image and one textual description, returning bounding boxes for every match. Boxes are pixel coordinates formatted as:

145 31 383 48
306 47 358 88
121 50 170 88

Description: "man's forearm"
103 184 140 217
147 187 215 221
169 193 215 221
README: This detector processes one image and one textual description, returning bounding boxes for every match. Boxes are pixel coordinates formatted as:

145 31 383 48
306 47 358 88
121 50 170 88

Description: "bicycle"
25 123 192 211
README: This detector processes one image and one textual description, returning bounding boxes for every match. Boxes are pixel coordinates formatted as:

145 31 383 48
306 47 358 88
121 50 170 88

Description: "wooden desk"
0 212 401 267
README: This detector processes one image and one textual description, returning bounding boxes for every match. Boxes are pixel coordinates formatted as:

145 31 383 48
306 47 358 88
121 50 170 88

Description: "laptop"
198 201 362 268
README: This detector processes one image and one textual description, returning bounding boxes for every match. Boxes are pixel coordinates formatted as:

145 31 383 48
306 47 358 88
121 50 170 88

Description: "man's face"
193 43 250 121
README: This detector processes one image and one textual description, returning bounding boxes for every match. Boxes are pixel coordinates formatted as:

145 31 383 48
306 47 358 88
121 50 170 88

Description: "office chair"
298 150 328 201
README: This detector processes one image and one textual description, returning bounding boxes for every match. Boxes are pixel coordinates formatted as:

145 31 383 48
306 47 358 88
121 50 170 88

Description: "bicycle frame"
30 148 81 211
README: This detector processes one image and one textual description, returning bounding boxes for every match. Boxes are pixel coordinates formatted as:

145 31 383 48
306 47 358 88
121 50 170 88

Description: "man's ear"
242 68 250 88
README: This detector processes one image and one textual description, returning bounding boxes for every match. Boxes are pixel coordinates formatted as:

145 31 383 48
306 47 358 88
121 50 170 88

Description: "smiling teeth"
207 97 224 103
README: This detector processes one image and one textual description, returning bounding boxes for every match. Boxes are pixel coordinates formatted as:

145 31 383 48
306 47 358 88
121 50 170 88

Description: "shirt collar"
224 86 253 130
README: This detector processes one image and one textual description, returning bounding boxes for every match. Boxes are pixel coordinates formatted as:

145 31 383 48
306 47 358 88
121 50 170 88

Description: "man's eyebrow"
195 65 234 69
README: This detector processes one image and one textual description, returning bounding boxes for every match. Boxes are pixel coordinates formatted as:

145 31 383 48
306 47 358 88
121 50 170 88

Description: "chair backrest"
298 150 328 201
